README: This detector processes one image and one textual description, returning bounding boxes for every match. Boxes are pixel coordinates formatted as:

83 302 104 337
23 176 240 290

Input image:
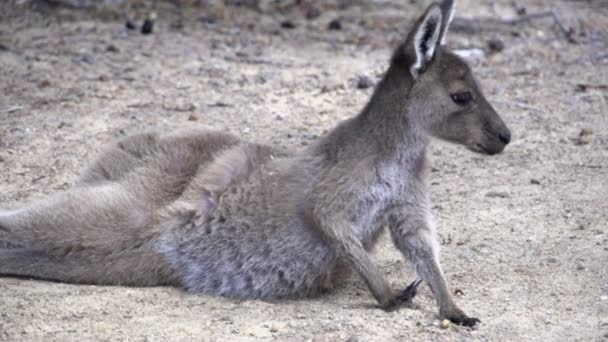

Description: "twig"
574 83 608 92
223 55 294 68
1 106 23 113
452 9 576 43
493 100 544 113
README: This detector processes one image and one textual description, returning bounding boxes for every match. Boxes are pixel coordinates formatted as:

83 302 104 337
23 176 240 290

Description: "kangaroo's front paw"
381 279 422 312
442 308 480 327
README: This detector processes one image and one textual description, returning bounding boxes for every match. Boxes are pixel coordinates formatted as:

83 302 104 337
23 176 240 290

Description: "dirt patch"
1 0 607 340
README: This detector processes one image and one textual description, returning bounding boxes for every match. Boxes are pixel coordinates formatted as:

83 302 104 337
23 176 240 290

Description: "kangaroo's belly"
157 211 340 299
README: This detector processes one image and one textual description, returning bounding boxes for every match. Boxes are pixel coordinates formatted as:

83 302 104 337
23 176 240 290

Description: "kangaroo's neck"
313 63 430 165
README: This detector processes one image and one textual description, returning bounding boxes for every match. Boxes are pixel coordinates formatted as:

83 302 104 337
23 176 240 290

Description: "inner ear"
410 5 442 78
438 0 455 45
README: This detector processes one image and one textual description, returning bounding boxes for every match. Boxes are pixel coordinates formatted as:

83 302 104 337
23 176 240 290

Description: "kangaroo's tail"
0 185 179 286
0 243 178 286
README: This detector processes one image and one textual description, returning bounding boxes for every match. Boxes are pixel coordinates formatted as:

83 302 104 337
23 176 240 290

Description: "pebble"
125 19 137 30
452 48 485 62
440 319 450 329
188 113 199 121
281 20 296 29
488 38 505 52
328 18 342 30
106 44 120 53
530 178 541 185
198 16 217 24
269 322 286 333
576 128 594 145
246 326 272 338
38 80 51 88
346 335 360 342
355 75 375 89
306 6 321 20
141 13 157 35
485 191 510 198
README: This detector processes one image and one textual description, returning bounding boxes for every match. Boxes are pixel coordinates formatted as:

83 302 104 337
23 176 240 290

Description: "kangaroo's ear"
407 4 443 79
438 0 455 45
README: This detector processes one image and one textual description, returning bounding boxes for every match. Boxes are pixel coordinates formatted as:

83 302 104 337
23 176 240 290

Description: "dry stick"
493 100 544 113
453 9 576 43
574 83 608 92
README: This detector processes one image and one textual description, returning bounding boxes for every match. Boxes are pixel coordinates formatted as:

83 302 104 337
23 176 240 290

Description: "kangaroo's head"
391 0 511 155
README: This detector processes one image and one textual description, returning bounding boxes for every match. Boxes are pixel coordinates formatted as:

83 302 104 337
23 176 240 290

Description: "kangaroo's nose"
498 129 511 145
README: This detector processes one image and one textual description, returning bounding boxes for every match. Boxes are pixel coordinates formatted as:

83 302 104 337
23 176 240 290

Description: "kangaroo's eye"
451 92 473 106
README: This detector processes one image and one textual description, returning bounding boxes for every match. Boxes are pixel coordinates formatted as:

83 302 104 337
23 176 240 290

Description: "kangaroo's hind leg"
78 130 242 185
77 132 161 184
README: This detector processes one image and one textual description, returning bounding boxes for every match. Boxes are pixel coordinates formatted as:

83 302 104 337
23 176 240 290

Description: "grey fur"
0 0 509 327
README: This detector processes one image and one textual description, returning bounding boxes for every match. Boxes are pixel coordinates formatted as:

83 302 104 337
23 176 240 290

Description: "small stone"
80 55 95 64
305 6 321 20
198 16 217 24
328 18 342 30
141 13 156 35
125 19 137 30
106 44 120 53
188 113 199 121
488 38 505 52
530 178 541 185
576 128 594 145
98 74 110 82
269 322 286 333
485 191 510 198
281 20 296 29
346 335 360 342
142 19 154 34
38 80 51 88
440 319 450 329
452 48 485 62
600 295 608 301
355 75 375 89
246 326 272 338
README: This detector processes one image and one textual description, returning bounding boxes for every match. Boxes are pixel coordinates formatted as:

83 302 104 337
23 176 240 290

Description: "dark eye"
451 92 473 106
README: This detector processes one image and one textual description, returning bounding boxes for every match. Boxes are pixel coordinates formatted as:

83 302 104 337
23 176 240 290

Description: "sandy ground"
0 0 607 340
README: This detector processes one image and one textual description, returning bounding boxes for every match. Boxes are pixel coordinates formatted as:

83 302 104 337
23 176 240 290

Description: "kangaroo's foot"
441 307 480 327
382 279 422 312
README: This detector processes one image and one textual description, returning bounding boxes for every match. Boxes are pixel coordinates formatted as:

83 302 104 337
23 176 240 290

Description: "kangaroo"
0 0 510 326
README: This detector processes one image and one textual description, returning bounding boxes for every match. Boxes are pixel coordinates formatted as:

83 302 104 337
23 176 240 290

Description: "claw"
452 316 481 327
444 309 481 327
397 278 422 303
381 279 424 312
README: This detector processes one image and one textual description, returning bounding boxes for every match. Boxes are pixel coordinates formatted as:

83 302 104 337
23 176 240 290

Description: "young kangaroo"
0 0 510 326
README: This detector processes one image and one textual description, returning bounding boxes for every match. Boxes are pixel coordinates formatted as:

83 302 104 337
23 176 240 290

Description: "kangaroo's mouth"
468 143 503 155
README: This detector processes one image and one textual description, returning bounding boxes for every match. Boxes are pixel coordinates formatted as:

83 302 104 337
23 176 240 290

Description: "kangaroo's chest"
353 160 426 248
